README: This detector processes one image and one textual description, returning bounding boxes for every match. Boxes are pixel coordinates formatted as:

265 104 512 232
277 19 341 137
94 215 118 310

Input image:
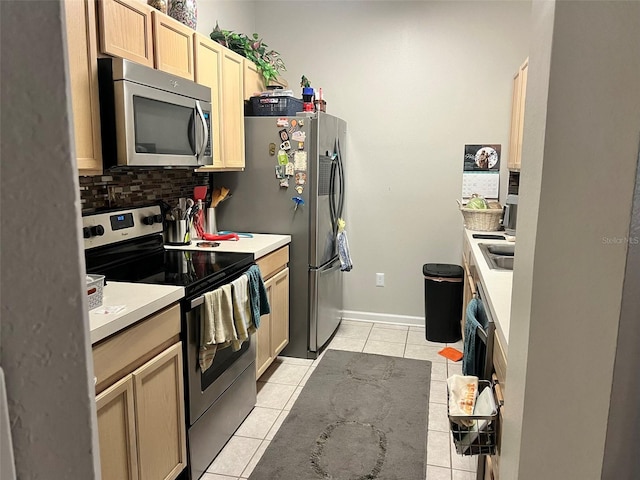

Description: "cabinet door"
507 58 529 170
96 375 139 480
270 267 290 356
194 33 223 168
152 12 195 81
243 59 264 101
256 277 274 379
221 50 245 169
98 0 154 67
514 59 529 169
133 342 187 480
64 0 103 175
507 69 521 170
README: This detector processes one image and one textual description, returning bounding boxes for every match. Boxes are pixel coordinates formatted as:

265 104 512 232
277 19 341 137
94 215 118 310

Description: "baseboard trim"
341 310 424 328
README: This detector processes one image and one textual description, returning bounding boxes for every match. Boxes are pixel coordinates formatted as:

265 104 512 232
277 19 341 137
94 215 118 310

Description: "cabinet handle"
468 274 477 297
492 373 504 407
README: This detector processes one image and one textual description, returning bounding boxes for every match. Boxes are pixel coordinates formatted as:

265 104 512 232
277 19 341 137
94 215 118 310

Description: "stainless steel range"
83 205 257 480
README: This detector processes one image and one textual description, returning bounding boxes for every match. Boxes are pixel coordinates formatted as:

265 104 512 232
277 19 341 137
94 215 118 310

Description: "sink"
484 244 514 256
478 243 515 271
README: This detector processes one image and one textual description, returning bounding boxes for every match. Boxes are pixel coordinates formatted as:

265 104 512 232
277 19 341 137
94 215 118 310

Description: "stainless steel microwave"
98 58 212 168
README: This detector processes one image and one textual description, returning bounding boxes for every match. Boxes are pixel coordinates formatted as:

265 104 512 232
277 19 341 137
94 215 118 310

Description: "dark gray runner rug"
248 350 431 480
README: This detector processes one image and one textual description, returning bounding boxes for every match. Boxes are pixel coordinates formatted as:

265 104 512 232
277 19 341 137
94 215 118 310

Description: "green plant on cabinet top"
209 22 286 85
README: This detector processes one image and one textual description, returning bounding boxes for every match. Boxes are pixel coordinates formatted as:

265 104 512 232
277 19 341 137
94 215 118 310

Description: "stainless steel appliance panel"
99 57 212 168
309 256 343 352
215 117 313 358
185 301 255 425
216 114 346 358
117 80 211 167
188 357 256 480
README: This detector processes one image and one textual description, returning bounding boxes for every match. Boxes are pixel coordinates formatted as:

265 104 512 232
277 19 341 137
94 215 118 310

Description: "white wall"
251 1 531 321
0 0 99 478
196 0 257 38
501 1 640 478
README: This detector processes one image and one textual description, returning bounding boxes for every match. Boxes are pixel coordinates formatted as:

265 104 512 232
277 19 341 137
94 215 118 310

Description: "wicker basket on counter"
458 200 503 232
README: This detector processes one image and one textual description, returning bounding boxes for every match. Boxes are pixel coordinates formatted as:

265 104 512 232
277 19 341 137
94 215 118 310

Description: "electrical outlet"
376 273 385 287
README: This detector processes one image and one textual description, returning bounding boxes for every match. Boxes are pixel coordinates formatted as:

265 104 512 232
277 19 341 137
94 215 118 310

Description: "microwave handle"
195 101 208 164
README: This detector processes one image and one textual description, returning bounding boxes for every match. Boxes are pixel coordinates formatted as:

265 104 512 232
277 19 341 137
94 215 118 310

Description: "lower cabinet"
93 305 187 480
255 246 290 378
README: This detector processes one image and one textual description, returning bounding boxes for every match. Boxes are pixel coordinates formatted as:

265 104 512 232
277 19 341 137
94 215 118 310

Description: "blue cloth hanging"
463 298 490 377
247 265 270 328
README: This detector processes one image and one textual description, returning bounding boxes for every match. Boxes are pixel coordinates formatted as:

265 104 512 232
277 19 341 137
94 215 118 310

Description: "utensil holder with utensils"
165 219 190 245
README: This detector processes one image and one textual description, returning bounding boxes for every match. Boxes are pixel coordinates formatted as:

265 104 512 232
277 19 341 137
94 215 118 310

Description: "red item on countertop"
200 232 239 241
438 347 463 362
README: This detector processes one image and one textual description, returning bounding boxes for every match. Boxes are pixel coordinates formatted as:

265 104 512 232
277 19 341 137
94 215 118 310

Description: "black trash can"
423 263 464 343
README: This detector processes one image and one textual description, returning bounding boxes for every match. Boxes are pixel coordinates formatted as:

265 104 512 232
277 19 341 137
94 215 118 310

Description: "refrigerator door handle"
328 151 337 228
336 137 345 219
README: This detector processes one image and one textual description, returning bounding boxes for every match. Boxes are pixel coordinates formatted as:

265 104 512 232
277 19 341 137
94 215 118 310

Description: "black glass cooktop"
85 235 254 298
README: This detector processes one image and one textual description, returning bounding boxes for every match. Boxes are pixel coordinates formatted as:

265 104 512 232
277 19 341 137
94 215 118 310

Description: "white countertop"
464 229 513 355
89 282 184 345
164 233 291 259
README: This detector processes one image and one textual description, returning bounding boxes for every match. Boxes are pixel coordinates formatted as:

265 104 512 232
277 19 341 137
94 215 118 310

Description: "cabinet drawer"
256 246 289 280
93 304 181 392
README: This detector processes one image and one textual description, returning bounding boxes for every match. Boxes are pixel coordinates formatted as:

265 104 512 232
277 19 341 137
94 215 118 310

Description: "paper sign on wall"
462 144 501 199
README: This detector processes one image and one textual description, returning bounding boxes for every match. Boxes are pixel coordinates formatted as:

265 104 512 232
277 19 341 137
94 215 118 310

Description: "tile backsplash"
79 169 210 213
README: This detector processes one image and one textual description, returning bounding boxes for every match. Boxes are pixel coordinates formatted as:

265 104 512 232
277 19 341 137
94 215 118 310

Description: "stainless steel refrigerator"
215 112 346 358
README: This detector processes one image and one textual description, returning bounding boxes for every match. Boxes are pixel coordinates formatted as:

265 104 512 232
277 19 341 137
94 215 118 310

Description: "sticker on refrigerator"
275 165 285 179
277 118 289 127
295 171 307 185
279 129 290 142
279 178 290 188
294 151 308 170
292 130 306 142
280 140 291 151
288 119 297 133
298 142 304 150
285 162 295 176
295 185 304 195
277 150 289 165
269 143 276 156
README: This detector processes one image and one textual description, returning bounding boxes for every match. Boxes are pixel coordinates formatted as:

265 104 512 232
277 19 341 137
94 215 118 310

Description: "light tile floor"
204 320 477 480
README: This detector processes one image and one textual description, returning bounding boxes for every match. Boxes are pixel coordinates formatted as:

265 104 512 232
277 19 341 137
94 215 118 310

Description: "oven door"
184 295 256 425
114 79 212 167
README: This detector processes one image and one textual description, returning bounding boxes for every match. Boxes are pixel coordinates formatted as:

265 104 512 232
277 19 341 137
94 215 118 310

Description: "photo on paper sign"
464 144 501 171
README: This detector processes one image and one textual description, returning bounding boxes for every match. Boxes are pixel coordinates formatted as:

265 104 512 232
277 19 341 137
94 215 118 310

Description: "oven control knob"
83 227 91 239
142 216 155 226
90 225 105 237
153 214 164 224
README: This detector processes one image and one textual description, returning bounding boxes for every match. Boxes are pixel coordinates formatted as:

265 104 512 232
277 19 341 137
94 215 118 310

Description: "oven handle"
190 295 205 310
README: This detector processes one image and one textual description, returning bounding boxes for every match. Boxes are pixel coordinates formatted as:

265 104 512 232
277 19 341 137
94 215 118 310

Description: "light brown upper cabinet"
152 12 195 81
508 58 529 171
98 0 154 67
197 46 245 171
194 33 223 168
220 49 245 169
64 0 103 175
